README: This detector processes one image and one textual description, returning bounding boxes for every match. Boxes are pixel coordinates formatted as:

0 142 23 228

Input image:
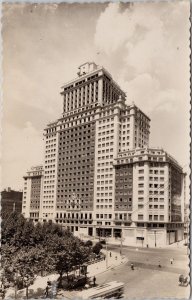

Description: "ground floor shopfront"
67 222 184 247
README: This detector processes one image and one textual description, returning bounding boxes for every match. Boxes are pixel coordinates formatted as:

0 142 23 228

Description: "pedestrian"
47 280 51 286
131 263 134 270
115 256 117 260
158 260 161 268
170 258 174 265
110 252 112 257
45 285 49 298
93 276 96 286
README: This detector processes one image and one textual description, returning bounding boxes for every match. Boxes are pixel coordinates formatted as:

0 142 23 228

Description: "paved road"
96 245 190 299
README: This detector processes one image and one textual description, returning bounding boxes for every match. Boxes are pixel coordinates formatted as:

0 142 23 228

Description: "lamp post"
99 227 101 241
105 235 108 269
120 233 123 256
154 230 157 248
120 224 124 256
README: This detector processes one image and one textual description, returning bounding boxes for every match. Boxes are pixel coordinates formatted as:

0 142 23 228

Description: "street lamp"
154 230 157 248
120 232 123 256
99 227 101 241
105 234 108 269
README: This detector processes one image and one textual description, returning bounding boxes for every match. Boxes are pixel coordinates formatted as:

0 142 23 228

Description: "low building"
113 147 185 247
22 166 44 222
1 187 23 218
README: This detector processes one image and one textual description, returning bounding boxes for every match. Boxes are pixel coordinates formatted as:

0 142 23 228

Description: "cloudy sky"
2 1 190 190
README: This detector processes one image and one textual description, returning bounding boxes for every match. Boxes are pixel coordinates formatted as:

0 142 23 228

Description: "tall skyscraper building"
22 62 184 246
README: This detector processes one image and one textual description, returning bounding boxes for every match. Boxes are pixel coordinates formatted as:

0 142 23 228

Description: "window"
138 214 143 220
138 183 144 188
138 197 144 202
138 190 144 194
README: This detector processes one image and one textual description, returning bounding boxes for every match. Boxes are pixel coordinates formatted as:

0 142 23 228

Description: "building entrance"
96 228 112 238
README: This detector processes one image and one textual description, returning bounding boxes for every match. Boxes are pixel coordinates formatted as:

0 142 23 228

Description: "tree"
1 213 94 294
84 240 93 247
1 212 21 244
92 242 103 255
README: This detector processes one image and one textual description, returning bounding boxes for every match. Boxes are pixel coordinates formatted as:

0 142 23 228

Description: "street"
96 245 190 299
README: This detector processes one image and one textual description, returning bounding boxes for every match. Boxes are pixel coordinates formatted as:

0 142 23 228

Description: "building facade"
1 187 23 218
114 148 184 246
22 62 185 246
22 165 44 222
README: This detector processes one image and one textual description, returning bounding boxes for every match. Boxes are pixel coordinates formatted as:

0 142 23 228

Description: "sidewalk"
5 251 127 299
164 239 187 249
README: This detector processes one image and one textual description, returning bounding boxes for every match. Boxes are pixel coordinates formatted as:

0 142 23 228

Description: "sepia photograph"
1 1 191 299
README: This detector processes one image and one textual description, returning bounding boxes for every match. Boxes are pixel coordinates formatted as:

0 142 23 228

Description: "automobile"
59 275 87 290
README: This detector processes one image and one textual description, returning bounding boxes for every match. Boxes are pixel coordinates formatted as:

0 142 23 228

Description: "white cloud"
94 1 190 171
94 1 190 113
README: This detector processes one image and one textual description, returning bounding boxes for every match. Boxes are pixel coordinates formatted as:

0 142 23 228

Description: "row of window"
138 176 164 181
46 134 56 139
149 204 164 209
98 155 114 160
96 192 113 196
98 142 114 148
97 174 113 179
46 144 56 149
96 199 113 203
98 117 114 124
45 154 56 158
96 204 112 209
46 138 56 144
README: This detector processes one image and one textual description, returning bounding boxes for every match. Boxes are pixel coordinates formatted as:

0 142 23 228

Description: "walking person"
170 258 174 265
93 276 96 286
44 285 49 298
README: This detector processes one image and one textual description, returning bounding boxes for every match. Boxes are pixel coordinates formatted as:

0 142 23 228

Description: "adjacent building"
22 62 185 246
114 148 184 246
1 187 23 218
22 165 44 222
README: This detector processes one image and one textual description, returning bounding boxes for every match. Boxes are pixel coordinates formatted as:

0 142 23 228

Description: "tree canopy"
1 212 94 291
